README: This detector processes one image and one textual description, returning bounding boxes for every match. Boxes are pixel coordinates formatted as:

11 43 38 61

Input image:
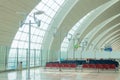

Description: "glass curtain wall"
8 0 65 70
8 48 42 69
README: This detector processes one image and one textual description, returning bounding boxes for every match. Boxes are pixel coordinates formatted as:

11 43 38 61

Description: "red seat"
103 64 110 69
96 64 104 69
109 64 116 69
89 64 96 68
70 64 77 68
46 63 50 67
55 63 60 68
64 64 70 68
82 64 89 68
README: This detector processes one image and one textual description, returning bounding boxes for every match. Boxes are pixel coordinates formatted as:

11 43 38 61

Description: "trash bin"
18 61 22 71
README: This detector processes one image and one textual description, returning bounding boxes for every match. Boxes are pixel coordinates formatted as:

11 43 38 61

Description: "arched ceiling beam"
104 35 120 47
67 0 118 51
111 40 120 50
77 0 120 46
49 0 109 60
74 0 118 36
92 23 120 49
100 33 120 49
90 16 120 50
85 14 120 50
111 39 120 47
88 24 120 50
108 37 120 45
102 35 120 49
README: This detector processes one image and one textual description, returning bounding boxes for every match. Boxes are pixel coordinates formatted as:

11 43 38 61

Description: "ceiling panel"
0 0 40 46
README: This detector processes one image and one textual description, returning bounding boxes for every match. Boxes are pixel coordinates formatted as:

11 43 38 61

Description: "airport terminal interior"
0 0 120 80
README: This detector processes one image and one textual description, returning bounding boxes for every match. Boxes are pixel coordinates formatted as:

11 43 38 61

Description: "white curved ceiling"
49 0 113 59
0 0 120 52
0 0 40 46
95 24 120 48
49 0 120 55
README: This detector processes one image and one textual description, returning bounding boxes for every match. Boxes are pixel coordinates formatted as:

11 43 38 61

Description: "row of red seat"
46 63 77 68
82 64 116 69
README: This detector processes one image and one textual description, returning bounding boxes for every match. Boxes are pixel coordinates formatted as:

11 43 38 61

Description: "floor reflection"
0 68 119 80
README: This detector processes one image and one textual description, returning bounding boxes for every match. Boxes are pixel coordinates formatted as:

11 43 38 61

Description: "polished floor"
0 68 120 80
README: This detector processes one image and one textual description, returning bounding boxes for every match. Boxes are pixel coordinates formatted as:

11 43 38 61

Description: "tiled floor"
0 68 120 80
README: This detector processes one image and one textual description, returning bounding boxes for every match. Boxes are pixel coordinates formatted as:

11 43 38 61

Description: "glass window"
8 0 65 69
33 29 40 35
42 6 50 13
47 0 54 7
11 40 18 48
36 3 45 10
51 3 59 11
17 41 25 48
31 35 38 42
41 15 49 23
36 37 43 43
45 17 52 23
40 23 49 30
42 0 49 3
49 10 56 18
38 30 45 37
23 42 28 48
20 33 28 41
14 32 22 40
54 0 64 5
31 27 36 34
23 25 29 33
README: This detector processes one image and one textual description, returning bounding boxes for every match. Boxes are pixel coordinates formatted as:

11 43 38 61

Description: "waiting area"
45 59 119 72
0 0 120 80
